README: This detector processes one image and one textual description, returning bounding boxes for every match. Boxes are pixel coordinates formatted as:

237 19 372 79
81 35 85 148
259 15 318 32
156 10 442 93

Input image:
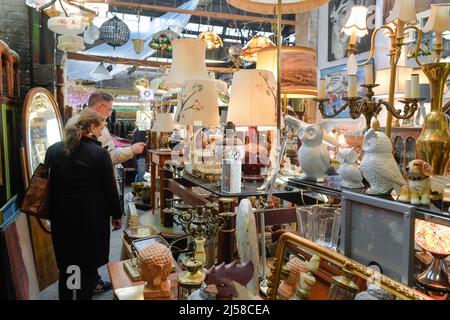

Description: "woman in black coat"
44 109 123 300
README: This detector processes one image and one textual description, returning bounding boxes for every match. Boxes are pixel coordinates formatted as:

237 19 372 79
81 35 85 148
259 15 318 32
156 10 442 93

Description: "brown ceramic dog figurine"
398 159 433 206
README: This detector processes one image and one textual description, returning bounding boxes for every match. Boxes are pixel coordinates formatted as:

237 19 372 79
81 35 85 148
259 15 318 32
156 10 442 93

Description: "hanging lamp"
240 35 274 62
99 15 130 49
132 10 146 54
198 31 223 50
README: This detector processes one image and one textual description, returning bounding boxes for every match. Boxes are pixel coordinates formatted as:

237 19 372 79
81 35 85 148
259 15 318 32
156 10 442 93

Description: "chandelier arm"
348 99 365 119
377 100 419 120
404 25 423 66
358 25 395 67
317 101 349 118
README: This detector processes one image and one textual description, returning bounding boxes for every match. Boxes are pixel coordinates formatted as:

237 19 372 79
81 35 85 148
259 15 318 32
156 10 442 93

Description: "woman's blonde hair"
63 109 105 156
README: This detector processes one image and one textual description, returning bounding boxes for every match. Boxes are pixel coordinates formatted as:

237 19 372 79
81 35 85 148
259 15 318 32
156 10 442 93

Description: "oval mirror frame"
22 87 63 233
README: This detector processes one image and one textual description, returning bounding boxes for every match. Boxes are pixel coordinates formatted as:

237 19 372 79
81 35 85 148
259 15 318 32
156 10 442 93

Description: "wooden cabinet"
390 127 422 176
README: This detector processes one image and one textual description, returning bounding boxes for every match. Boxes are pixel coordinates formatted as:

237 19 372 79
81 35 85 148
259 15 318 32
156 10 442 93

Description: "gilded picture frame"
267 232 431 300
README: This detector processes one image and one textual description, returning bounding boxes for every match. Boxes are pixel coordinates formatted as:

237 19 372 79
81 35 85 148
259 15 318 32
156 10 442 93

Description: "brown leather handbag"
19 164 51 219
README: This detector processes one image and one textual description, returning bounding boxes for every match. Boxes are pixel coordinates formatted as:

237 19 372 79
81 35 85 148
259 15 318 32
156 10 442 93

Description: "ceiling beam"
67 52 237 73
79 1 296 26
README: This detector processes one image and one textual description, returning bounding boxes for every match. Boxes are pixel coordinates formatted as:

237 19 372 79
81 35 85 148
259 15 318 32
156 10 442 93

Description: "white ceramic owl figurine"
297 124 331 181
360 129 406 195
337 148 364 189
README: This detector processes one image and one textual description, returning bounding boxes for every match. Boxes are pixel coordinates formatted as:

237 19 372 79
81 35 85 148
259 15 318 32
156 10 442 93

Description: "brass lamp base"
416 253 450 293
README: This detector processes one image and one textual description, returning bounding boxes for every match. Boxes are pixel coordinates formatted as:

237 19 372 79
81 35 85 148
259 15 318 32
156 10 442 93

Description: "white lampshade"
57 35 85 52
90 62 112 81
342 5 369 38
227 69 277 128
423 4 450 34
175 79 220 127
373 67 413 98
256 46 317 98
48 16 88 35
166 38 209 88
84 25 100 44
387 0 418 24
152 113 175 132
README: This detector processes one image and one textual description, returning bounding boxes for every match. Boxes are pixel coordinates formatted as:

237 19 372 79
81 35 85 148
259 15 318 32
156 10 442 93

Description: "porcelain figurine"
290 255 320 300
278 255 308 300
337 147 364 189
360 129 406 195
354 284 395 300
236 199 260 296
139 242 173 299
298 123 331 182
398 159 433 206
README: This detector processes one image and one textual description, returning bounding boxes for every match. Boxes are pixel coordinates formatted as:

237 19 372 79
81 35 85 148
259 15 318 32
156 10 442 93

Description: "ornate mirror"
22 88 63 232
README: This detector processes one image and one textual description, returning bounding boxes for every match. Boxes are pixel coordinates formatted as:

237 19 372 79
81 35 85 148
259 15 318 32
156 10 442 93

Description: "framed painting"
320 59 374 118
327 0 376 62
0 195 40 299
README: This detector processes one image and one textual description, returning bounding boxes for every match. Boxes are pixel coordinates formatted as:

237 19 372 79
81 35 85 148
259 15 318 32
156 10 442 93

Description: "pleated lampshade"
227 69 277 128
256 46 317 98
166 38 210 88
226 0 330 14
175 79 220 127
152 113 175 132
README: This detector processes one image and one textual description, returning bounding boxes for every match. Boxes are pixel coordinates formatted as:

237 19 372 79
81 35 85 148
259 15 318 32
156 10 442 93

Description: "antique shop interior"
0 0 449 302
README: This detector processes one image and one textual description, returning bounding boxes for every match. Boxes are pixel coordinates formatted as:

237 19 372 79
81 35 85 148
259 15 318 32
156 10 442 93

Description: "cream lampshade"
152 113 175 132
423 4 450 48
256 46 317 98
175 79 220 127
341 6 369 38
226 0 329 14
48 16 88 35
227 69 277 128
387 0 418 24
166 38 209 88
373 67 413 98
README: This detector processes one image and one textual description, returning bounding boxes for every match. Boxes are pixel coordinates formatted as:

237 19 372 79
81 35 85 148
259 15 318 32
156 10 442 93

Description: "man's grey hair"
88 91 114 107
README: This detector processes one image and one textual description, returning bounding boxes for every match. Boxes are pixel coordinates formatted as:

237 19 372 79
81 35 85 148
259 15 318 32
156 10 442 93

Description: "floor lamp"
226 0 330 295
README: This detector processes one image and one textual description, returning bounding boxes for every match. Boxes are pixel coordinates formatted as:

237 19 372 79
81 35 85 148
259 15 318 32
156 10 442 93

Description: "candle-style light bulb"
348 75 358 98
423 4 450 59
342 5 369 50
318 78 326 99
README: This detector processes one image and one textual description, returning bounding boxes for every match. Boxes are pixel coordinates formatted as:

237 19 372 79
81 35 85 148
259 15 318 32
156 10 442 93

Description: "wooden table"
148 149 182 215
107 260 180 300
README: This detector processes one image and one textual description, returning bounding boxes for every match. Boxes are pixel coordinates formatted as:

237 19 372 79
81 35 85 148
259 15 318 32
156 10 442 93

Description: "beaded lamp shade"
100 16 130 49
226 0 330 14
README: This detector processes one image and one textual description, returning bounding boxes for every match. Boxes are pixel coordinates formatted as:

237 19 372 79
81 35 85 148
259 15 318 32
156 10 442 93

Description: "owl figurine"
337 147 364 189
297 124 331 181
360 129 406 195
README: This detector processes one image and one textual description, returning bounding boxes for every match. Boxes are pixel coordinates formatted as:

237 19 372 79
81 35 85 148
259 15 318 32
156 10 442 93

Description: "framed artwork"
0 195 40 300
320 59 374 118
327 0 376 62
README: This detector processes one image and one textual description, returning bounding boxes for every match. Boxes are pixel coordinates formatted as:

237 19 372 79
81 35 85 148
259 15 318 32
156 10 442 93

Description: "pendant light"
132 9 146 54
100 15 130 49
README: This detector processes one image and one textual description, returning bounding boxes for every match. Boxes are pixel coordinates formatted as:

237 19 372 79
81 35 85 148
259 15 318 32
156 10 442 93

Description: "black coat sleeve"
98 148 123 219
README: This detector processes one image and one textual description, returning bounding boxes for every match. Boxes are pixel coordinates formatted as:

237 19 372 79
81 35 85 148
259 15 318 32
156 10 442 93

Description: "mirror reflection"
27 92 62 174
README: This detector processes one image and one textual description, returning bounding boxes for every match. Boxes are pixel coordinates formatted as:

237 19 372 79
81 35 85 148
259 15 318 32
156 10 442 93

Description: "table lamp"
227 69 276 181
256 46 317 112
415 219 450 295
151 112 175 150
